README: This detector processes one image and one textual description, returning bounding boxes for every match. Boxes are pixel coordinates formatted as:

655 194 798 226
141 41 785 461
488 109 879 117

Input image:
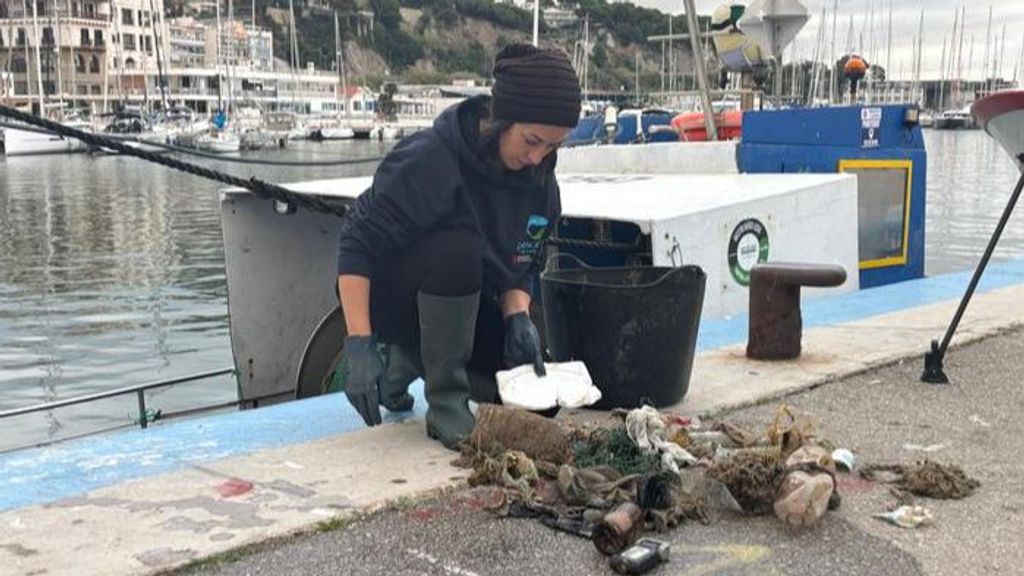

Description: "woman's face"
498 122 572 171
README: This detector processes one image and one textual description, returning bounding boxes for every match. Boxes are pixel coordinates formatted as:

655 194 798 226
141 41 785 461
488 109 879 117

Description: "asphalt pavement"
173 326 1024 576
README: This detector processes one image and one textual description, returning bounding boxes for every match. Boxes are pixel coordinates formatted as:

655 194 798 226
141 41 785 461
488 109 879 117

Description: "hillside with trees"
251 0 704 93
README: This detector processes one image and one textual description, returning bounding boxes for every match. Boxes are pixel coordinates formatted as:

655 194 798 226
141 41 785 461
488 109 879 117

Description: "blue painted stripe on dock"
2 258 1023 513
0 381 427 513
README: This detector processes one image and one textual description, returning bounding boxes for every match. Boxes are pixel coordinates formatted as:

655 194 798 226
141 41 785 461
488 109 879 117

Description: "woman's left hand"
503 312 546 376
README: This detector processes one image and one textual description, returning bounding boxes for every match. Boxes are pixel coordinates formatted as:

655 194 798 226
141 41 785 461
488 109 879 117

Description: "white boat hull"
194 133 241 154
318 127 355 140
2 125 89 156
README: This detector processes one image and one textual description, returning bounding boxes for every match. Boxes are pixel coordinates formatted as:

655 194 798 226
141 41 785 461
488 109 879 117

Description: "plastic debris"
766 405 817 461
773 446 836 528
496 361 602 410
625 406 697 473
832 448 856 471
461 404 855 546
873 505 933 529
774 471 834 527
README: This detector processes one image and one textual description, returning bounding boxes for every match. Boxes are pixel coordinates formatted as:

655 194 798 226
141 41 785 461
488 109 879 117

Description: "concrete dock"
3 259 1024 576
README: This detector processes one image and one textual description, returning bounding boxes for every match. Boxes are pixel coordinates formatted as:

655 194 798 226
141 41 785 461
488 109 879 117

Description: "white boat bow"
972 90 1024 169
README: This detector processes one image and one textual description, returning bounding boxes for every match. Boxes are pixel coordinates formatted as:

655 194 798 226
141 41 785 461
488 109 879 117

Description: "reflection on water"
0 141 388 450
925 129 1024 274
1 130 1022 450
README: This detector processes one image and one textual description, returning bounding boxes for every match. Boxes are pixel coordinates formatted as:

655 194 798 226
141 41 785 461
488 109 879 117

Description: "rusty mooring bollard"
747 262 847 360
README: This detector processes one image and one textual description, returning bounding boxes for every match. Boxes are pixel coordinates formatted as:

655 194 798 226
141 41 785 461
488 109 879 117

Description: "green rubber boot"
379 343 420 412
418 291 479 449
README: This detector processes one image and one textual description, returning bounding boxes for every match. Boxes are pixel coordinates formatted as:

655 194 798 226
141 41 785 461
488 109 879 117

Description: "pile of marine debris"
456 403 980 568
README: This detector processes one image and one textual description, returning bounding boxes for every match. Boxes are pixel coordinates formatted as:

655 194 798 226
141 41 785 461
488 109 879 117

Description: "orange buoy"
671 110 743 142
671 111 708 142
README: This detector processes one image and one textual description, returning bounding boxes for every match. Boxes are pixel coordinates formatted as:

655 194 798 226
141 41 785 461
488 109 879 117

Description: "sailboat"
2 0 91 156
313 11 355 141
194 0 240 153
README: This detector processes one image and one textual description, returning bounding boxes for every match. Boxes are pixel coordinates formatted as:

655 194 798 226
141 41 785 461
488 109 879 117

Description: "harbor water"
1 130 1022 451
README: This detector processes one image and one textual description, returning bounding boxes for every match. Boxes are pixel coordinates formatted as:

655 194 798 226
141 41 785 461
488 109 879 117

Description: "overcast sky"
620 0 1024 81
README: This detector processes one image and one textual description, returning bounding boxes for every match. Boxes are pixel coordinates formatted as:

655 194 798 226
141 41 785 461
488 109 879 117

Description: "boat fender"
604 106 619 144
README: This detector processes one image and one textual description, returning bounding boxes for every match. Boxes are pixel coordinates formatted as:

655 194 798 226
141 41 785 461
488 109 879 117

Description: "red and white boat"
972 90 1024 168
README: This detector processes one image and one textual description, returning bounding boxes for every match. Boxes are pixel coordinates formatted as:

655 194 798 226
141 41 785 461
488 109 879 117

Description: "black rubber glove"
336 335 383 426
504 312 547 376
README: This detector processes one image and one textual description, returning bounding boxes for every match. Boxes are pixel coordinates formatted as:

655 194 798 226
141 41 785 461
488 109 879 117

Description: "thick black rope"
0 105 357 217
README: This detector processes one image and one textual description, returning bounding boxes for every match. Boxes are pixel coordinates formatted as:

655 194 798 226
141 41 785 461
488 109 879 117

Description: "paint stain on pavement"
217 478 254 498
837 475 877 493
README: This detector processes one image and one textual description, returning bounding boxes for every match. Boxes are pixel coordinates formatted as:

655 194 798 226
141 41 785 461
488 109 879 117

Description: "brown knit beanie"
491 43 582 128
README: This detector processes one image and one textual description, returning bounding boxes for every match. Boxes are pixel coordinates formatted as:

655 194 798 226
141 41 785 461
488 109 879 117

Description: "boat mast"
955 5 965 108
938 36 946 110
829 0 837 104
28 0 45 113
531 0 537 47
983 5 992 94
52 0 64 111
885 0 891 79
998 23 1006 86
967 34 974 83
666 14 671 94
945 8 956 109
808 6 825 106
287 0 298 110
914 9 923 106
148 0 167 110
4 13 14 105
214 0 223 110
66 0 76 110
866 0 873 102
334 10 348 121
227 0 235 115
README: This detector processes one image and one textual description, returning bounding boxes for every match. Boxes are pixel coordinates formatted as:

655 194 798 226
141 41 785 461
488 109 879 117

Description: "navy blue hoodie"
336 96 561 297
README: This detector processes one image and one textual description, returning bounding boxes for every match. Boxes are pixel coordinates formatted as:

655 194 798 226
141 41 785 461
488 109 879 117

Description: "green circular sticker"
728 218 770 286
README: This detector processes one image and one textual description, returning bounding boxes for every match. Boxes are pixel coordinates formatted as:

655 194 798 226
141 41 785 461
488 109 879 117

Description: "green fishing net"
572 427 661 476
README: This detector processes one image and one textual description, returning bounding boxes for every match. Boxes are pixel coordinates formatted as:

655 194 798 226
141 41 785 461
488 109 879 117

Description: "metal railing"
0 367 236 430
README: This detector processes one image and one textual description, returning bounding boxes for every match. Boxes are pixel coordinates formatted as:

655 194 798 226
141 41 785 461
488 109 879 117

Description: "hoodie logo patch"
516 214 549 262
526 215 549 241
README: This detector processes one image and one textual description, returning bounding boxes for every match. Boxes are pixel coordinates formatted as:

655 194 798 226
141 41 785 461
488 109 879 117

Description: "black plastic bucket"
540 255 706 409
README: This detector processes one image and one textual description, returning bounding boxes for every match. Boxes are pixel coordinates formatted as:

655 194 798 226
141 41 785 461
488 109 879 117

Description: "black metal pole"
922 162 1024 383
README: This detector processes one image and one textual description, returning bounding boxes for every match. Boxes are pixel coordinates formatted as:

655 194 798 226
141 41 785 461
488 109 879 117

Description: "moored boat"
194 130 242 153
933 107 974 130
2 120 91 156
